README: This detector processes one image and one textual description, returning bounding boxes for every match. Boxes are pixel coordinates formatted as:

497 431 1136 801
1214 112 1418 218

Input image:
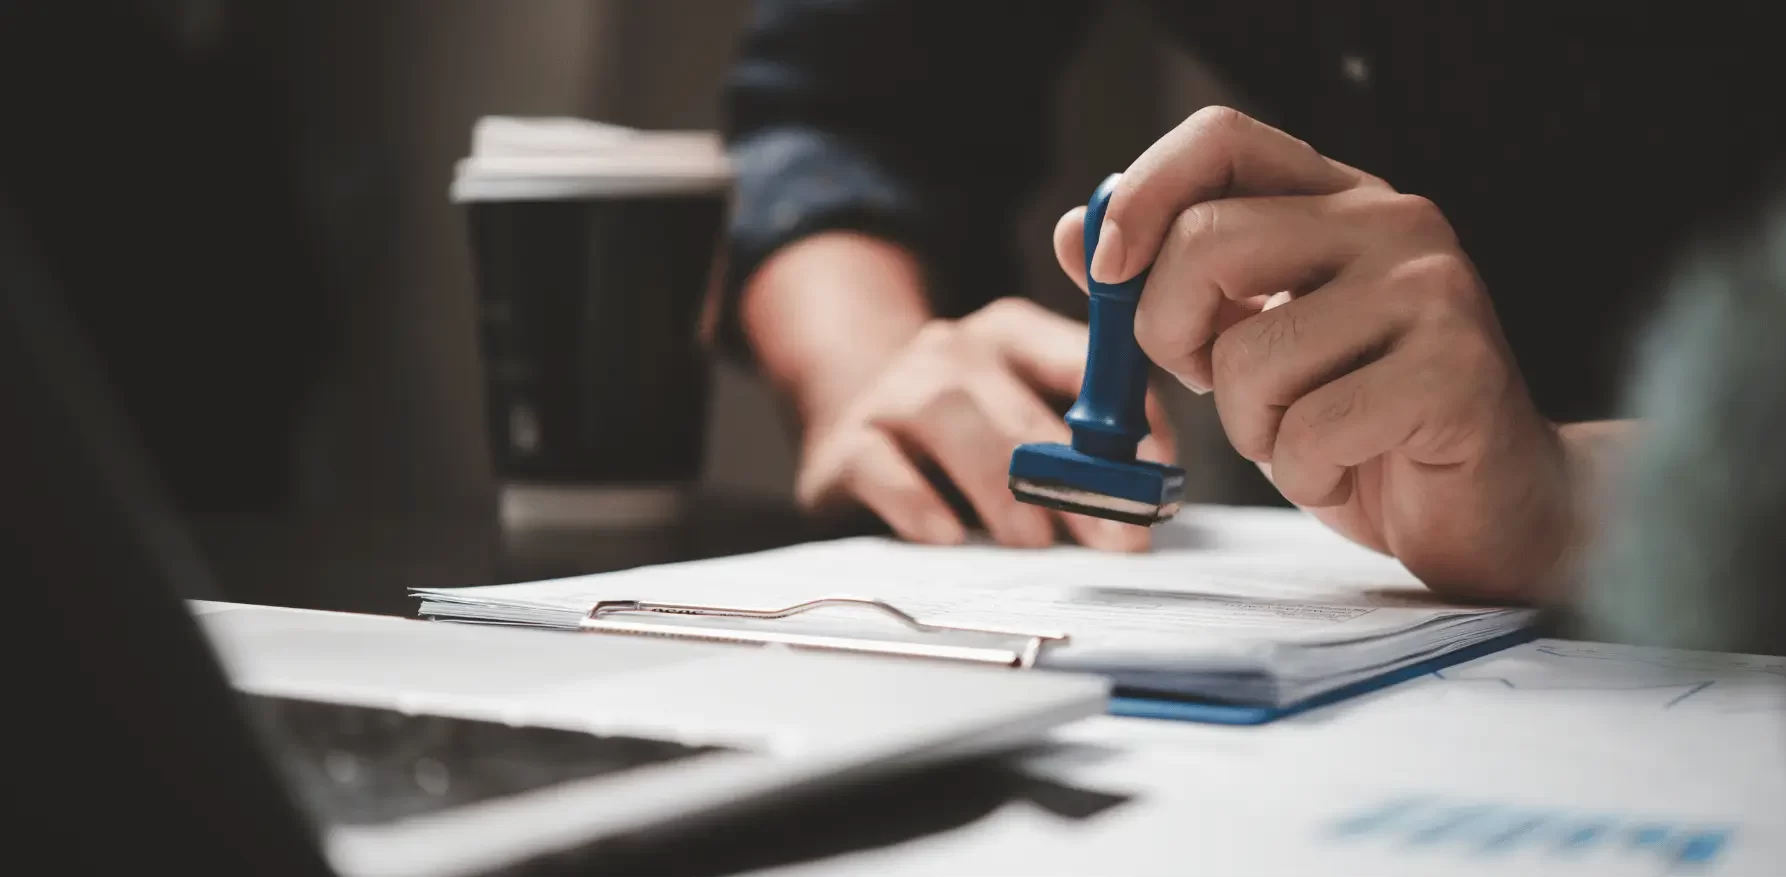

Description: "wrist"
740 232 932 431
1541 419 1641 598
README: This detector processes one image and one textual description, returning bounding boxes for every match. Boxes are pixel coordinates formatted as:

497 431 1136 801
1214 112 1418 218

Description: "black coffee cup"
452 119 730 526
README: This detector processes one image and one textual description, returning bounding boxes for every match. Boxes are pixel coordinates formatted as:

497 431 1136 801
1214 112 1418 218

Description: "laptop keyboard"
242 694 729 826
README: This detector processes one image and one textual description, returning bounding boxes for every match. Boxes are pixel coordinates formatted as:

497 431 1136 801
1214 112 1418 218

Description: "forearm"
741 232 931 429
716 1 1091 375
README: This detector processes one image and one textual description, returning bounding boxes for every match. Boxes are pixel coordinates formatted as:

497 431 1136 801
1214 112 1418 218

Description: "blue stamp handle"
1064 174 1151 461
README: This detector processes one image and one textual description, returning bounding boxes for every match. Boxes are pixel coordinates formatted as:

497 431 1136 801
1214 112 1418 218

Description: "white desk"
752 637 1786 877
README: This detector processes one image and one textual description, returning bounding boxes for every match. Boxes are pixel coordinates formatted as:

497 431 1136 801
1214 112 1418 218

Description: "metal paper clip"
580 595 1067 668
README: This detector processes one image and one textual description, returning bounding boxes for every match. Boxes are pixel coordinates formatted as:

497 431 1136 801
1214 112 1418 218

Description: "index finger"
1090 106 1365 284
962 298 1089 400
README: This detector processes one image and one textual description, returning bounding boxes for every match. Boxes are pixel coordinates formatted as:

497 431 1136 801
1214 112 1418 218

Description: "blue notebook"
1109 629 1538 725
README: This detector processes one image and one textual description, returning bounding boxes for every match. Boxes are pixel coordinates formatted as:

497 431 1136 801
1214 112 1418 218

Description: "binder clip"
581 596 1068 668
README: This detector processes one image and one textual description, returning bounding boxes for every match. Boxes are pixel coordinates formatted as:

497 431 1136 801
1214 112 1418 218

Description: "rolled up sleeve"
714 0 1098 361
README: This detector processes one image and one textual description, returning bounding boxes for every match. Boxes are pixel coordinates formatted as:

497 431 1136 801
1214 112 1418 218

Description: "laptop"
2 203 1108 877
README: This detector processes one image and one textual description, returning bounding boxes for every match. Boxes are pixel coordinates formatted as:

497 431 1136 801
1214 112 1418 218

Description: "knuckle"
1276 408 1313 458
1351 167 1394 190
1210 311 1298 393
1169 202 1222 252
1369 194 1461 253
1260 307 1305 355
913 383 976 421
1180 106 1251 168
1189 105 1250 139
1305 382 1364 435
1394 252 1483 316
1219 408 1275 463
1209 328 1250 389
871 367 955 428
1380 193 1450 236
968 296 1034 329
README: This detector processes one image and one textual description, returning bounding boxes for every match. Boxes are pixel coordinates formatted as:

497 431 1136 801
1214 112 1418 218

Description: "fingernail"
1089 219 1125 283
1173 371 1211 395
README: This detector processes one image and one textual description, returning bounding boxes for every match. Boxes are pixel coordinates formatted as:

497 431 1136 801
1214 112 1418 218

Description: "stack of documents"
415 507 1535 717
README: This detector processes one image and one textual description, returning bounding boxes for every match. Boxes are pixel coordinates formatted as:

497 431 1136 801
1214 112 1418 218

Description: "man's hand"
795 297 1174 551
1054 107 1572 600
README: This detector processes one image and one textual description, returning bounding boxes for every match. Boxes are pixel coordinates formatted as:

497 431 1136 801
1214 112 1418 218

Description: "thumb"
1089 108 1359 284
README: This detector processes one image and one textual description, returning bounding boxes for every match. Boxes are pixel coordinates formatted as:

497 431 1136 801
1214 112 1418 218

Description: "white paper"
749 638 1786 877
415 507 1532 706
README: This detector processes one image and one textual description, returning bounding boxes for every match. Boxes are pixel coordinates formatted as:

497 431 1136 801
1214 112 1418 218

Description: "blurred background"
265 0 1261 510
2 0 1288 613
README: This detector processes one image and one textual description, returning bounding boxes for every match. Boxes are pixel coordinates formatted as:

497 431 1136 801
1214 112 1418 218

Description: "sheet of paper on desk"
751 639 1784 877
415 506 1534 707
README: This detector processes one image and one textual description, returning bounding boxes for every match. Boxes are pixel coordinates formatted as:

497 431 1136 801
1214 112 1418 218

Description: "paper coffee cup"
453 117 732 528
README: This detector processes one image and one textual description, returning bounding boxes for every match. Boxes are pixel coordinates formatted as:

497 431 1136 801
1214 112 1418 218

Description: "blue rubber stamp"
1007 174 1185 525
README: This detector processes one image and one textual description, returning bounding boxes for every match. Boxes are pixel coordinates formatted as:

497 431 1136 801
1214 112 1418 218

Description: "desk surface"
202 501 1785 876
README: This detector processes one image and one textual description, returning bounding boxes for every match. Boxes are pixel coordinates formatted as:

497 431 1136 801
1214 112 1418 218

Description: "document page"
747 636 1785 877
416 506 1532 672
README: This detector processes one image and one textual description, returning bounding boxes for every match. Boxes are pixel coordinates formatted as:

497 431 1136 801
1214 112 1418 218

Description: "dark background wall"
276 0 1277 514
34 0 1268 544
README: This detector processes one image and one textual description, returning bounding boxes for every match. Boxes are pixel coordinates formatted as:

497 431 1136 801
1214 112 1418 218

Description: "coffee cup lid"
450 116 732 202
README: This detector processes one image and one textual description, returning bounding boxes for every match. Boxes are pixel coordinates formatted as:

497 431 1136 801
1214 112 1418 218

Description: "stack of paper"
415 507 1534 710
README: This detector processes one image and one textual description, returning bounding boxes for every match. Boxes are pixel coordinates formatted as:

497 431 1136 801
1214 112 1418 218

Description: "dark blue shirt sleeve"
715 0 1100 361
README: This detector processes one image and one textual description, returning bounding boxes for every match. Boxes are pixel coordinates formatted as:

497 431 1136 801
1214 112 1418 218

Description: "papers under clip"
580 595 1068 668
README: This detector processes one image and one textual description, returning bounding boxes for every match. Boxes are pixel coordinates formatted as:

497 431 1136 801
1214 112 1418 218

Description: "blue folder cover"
1107 628 1537 725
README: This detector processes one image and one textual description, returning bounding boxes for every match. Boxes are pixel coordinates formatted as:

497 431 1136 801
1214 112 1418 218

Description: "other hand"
795 297 1175 551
